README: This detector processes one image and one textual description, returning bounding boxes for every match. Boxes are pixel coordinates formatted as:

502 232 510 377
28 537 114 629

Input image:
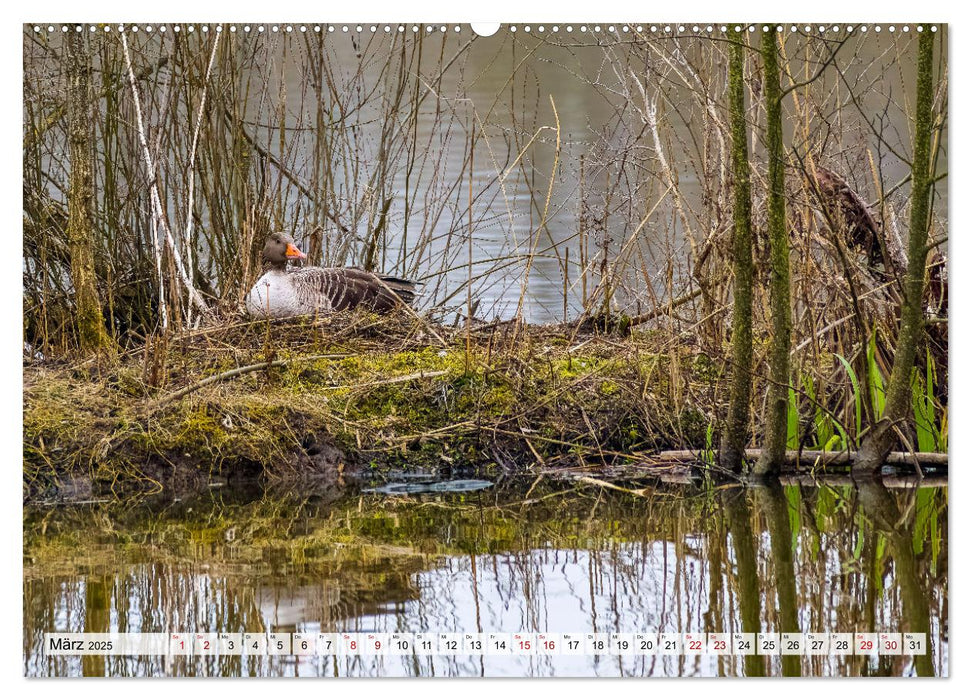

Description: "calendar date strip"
44 632 927 657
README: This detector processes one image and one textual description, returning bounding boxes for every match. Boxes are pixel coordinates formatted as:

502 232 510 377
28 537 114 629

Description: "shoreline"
23 311 945 504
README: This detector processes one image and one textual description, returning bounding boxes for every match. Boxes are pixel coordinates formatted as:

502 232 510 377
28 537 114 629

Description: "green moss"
677 407 711 447
692 353 723 383
599 380 621 396
23 318 720 497
549 355 613 381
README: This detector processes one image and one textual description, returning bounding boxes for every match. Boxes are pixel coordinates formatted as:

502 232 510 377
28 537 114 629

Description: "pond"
23 478 947 677
25 28 944 325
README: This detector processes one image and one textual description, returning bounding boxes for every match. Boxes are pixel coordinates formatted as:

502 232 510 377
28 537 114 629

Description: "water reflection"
24 479 947 677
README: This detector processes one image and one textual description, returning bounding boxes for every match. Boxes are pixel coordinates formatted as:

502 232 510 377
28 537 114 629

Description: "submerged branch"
658 448 947 469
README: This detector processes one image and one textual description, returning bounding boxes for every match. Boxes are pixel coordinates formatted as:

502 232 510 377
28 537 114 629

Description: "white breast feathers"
246 270 332 319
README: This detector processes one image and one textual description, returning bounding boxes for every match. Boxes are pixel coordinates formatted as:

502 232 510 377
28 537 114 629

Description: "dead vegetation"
24 311 724 500
22 26 948 498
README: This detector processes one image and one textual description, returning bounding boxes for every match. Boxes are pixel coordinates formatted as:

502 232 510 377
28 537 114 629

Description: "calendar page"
21 7 949 682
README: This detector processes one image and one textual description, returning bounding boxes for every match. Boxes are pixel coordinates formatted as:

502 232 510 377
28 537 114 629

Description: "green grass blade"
867 334 886 418
835 353 862 442
787 384 800 449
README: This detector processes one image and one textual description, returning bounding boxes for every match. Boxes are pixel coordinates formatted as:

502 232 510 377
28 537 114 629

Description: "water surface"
23 478 947 677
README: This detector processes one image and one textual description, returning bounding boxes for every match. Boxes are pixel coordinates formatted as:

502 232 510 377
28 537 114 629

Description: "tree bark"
753 30 791 477
854 26 937 475
66 30 112 354
720 34 755 473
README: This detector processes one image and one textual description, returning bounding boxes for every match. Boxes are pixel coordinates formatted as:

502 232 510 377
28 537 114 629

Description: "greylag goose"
246 233 418 319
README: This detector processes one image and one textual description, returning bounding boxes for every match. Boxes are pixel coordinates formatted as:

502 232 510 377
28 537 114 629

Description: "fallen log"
655 449 948 469
777 474 948 489
150 353 349 409
628 288 703 327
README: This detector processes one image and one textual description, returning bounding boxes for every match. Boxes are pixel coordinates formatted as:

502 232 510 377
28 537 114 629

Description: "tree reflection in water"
24 479 947 677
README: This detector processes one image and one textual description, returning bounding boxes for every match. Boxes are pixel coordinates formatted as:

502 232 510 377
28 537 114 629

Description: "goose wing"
290 267 414 313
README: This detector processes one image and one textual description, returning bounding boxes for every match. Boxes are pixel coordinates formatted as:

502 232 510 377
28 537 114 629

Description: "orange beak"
285 243 307 260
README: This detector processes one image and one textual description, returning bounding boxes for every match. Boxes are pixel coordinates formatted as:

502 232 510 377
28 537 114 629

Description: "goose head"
261 233 307 270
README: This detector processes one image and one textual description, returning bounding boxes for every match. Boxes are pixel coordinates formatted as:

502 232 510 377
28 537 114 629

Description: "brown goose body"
246 234 417 319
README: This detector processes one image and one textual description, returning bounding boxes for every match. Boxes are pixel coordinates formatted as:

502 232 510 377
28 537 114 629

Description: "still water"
25 28 942 322
261 29 940 322
23 479 947 677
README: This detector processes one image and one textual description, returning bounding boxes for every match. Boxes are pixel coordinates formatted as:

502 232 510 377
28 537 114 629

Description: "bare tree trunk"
720 35 754 473
753 30 791 477
66 30 112 354
854 26 937 475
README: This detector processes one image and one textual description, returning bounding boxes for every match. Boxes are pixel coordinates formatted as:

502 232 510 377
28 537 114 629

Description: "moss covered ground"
23 312 720 500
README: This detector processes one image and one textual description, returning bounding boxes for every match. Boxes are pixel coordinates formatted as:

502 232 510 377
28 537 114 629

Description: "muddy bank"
24 312 723 502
